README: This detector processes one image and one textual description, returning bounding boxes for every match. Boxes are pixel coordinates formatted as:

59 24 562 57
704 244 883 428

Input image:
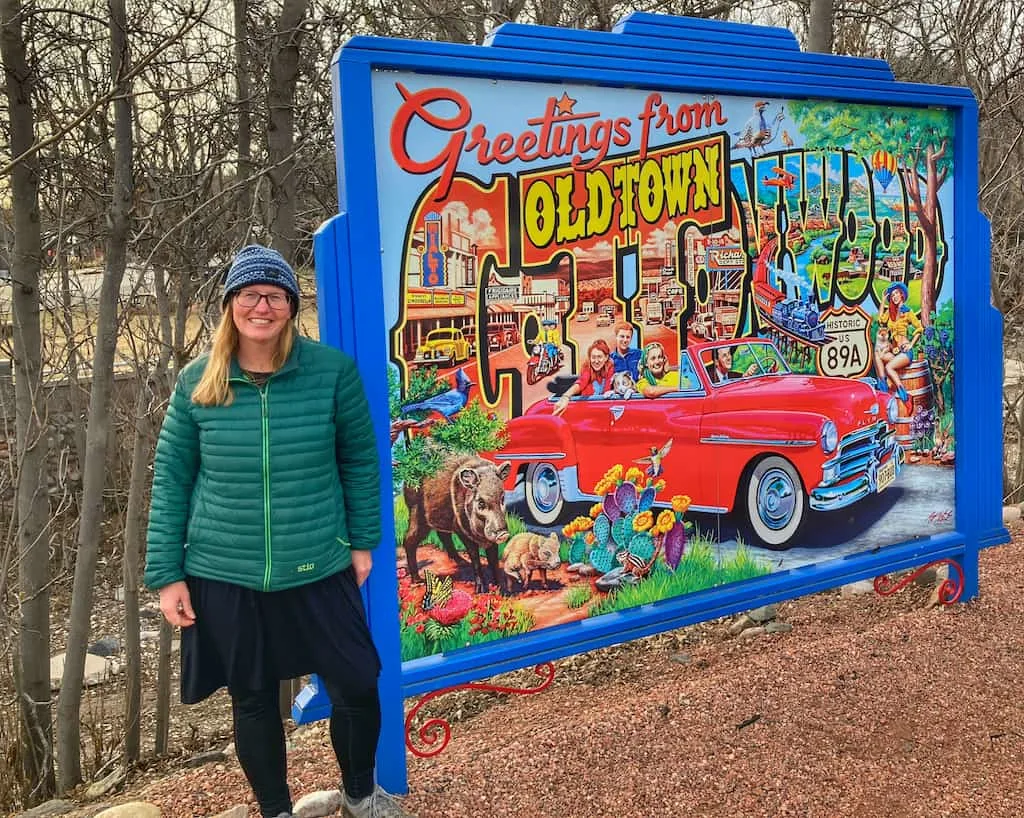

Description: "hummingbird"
634 438 673 478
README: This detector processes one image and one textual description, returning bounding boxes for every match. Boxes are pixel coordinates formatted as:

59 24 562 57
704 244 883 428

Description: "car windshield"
703 341 790 384
427 330 456 341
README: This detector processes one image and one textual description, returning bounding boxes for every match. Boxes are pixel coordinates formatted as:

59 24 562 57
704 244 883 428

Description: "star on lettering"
554 92 577 116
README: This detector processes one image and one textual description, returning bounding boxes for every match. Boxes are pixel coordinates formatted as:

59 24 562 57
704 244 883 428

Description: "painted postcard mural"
375 74 956 661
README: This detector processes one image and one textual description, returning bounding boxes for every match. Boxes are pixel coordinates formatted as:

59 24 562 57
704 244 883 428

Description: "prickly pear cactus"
611 516 633 549
593 514 612 547
615 482 638 516
603 493 621 522
629 531 655 562
569 536 587 565
637 485 657 512
589 545 615 575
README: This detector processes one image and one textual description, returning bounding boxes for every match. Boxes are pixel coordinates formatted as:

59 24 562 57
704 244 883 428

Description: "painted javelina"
502 531 561 591
403 454 512 593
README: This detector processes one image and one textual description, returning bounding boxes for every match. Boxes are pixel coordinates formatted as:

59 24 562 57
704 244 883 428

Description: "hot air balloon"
872 149 898 192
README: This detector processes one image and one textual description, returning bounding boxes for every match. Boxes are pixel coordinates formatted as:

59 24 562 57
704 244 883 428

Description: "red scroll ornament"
873 558 964 605
404 662 556 758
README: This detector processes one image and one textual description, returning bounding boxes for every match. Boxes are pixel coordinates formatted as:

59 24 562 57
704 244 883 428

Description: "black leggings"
230 675 381 817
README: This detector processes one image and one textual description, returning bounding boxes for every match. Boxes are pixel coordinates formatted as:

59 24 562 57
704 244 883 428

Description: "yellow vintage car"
413 327 471 368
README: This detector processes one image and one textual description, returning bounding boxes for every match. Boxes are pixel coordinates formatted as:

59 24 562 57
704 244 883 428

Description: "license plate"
877 458 896 492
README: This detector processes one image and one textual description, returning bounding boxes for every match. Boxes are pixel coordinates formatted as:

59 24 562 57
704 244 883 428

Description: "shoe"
897 386 909 402
343 786 416 818
876 380 889 393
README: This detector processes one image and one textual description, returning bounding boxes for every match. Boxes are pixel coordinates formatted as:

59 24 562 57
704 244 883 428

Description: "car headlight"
886 397 900 424
820 420 838 454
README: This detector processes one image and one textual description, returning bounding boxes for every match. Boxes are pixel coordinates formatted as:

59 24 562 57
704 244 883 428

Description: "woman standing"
552 338 615 415
874 281 923 403
145 245 413 818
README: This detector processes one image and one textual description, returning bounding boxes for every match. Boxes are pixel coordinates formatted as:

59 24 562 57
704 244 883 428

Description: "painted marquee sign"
307 14 1006 791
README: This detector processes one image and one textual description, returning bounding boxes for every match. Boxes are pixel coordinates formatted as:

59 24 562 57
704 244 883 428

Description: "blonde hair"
192 306 295 406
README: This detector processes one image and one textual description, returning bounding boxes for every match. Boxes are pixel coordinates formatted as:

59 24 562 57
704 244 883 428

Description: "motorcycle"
526 340 564 385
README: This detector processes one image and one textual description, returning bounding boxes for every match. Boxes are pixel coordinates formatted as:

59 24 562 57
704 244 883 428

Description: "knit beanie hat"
222 245 300 316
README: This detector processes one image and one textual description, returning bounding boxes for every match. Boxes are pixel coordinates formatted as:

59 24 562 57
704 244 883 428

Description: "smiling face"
614 327 633 354
589 345 609 372
646 344 667 377
231 285 292 349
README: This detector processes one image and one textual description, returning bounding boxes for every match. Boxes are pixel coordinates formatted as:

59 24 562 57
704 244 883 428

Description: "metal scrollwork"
404 662 556 758
873 558 964 605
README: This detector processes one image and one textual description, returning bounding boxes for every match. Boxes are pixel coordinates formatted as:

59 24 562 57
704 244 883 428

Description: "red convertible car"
491 339 904 549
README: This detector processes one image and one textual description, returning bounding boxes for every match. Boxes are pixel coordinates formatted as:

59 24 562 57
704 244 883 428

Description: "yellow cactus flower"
633 510 654 531
671 494 692 513
657 509 676 531
624 466 645 485
606 464 624 482
593 478 610 496
590 502 604 518
654 479 667 492
585 532 596 545
575 516 594 531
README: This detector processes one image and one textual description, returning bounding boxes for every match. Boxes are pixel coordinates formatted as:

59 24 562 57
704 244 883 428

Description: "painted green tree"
788 102 953 325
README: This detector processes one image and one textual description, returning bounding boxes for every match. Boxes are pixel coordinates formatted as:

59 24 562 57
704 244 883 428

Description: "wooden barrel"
892 358 934 450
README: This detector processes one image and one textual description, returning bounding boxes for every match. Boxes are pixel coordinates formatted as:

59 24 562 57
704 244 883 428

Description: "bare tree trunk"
234 0 254 243
2 0 56 803
56 0 133 790
151 265 175 756
809 0 834 53
266 0 309 262
121 381 151 764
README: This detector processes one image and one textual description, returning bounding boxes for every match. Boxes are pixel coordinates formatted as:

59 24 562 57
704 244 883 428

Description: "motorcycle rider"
537 318 561 370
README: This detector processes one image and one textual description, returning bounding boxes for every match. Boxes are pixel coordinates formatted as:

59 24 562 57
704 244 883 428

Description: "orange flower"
632 510 654 531
574 516 594 531
589 503 604 519
584 532 596 545
625 466 645 485
656 509 676 532
671 494 691 513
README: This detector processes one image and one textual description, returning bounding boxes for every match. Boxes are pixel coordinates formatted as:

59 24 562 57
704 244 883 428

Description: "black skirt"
180 567 381 704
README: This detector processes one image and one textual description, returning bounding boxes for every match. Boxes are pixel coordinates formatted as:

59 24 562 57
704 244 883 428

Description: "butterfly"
421 570 454 611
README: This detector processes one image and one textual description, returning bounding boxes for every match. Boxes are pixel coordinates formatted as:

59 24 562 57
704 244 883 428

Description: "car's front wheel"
742 455 806 549
524 461 564 525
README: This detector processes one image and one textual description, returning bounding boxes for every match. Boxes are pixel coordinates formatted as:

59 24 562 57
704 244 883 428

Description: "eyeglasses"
236 290 291 310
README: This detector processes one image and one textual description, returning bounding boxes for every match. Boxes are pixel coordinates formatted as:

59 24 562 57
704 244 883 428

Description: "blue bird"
401 368 474 422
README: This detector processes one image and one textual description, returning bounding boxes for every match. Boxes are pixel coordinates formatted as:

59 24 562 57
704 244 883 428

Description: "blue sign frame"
305 14 1007 793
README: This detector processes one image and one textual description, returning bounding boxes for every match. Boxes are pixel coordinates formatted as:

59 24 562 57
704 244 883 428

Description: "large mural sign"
308 13 1006 792
383 79 957 661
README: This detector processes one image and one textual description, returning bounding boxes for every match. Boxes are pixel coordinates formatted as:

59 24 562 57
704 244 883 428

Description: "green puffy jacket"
144 335 381 592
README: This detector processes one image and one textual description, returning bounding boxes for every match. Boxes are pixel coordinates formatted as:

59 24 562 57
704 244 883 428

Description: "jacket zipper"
260 383 272 590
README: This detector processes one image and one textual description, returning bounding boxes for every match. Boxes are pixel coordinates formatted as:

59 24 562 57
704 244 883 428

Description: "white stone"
93 803 161 818
49 652 120 690
84 767 126 800
293 789 344 817
209 806 248 818
840 579 877 596
1001 505 1021 523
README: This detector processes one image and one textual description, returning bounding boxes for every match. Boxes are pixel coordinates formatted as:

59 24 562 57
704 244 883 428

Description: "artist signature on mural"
928 509 954 525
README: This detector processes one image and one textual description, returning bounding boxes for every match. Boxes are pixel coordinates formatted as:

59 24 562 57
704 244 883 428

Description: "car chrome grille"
825 422 892 482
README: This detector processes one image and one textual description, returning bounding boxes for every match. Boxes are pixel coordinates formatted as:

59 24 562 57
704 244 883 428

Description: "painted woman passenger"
553 338 615 415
